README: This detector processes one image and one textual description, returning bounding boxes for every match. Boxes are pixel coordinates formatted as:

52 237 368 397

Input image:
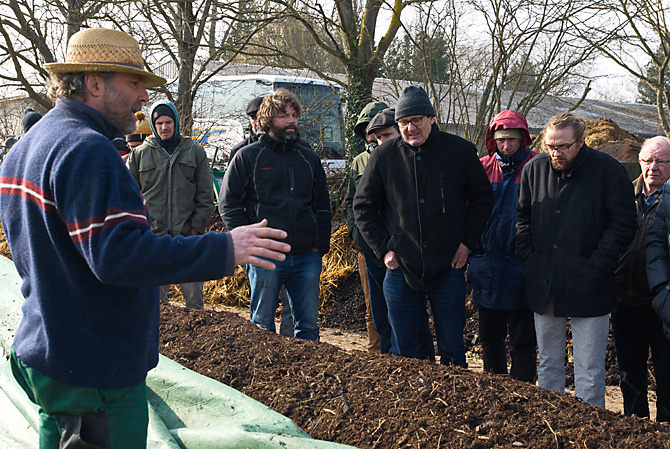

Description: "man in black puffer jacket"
354 86 494 366
220 88 331 341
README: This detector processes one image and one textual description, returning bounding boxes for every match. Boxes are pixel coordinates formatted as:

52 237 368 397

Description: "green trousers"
10 349 149 449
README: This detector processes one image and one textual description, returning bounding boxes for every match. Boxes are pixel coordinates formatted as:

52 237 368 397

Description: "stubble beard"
550 157 575 172
100 84 137 135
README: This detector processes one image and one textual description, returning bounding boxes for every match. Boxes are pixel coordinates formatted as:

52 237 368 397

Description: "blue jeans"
385 267 466 366
364 256 393 353
247 250 322 341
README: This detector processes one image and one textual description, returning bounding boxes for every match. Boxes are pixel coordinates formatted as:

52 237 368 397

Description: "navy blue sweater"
0 98 234 388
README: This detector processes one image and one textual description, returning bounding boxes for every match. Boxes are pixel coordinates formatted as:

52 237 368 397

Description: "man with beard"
0 28 290 447
516 111 637 407
220 88 331 341
127 100 214 309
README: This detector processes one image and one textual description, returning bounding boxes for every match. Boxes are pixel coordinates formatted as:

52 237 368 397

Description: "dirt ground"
159 275 670 448
318 272 639 417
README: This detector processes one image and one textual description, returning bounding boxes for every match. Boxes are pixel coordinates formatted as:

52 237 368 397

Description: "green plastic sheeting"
0 257 356 449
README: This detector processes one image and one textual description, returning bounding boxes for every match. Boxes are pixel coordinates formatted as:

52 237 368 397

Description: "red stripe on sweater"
0 176 58 213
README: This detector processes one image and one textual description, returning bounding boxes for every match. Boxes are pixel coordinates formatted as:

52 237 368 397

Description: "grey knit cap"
394 86 436 121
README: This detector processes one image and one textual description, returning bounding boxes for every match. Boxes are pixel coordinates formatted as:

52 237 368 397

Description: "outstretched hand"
230 219 290 270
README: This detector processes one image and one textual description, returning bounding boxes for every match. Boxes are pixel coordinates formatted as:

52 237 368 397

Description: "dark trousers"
612 302 670 421
385 267 464 366
477 304 537 383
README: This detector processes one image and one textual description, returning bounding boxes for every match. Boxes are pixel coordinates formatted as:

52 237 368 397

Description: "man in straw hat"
0 27 289 448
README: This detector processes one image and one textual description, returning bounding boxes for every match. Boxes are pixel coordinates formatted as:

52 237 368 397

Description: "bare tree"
463 0 601 150
243 0 423 160
0 0 105 109
106 0 276 133
573 0 670 136
379 0 602 151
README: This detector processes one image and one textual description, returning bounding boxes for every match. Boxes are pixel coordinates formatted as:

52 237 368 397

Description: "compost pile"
585 118 644 150
159 304 669 448
535 117 643 158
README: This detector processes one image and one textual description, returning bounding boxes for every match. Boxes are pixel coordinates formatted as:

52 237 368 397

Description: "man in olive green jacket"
127 100 215 308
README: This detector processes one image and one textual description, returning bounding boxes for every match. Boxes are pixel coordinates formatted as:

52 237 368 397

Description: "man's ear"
83 73 106 99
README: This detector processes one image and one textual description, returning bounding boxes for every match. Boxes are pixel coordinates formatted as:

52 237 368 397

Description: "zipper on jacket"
289 167 295 196
439 173 446 213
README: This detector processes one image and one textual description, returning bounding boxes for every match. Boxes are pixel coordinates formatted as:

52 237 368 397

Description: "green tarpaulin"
0 257 355 449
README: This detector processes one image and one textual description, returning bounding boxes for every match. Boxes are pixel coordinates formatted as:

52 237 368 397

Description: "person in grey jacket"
127 100 215 309
516 112 637 407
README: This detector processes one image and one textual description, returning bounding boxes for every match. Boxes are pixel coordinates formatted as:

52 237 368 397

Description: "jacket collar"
400 122 440 151
59 97 124 142
144 135 190 153
259 132 301 153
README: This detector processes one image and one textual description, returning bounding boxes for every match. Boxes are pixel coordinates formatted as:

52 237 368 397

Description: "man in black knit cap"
127 100 215 309
354 86 493 365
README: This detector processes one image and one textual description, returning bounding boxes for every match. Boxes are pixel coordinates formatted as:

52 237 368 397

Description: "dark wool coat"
615 176 664 306
353 124 494 292
516 145 637 317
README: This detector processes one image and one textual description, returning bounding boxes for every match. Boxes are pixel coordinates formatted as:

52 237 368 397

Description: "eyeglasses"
397 116 425 128
545 140 577 153
640 158 670 167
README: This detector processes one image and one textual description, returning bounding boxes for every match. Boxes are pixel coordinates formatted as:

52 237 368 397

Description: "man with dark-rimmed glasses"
353 86 493 366
516 111 637 407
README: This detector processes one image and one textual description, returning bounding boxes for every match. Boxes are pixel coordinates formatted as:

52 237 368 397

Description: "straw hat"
44 28 166 88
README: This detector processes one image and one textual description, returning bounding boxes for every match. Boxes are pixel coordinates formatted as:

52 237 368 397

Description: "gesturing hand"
230 219 291 270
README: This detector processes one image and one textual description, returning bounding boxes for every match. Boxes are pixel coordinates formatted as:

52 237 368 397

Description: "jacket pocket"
178 159 197 183
137 160 158 189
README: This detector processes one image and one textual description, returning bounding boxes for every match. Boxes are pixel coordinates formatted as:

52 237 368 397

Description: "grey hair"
46 71 115 101
640 135 670 155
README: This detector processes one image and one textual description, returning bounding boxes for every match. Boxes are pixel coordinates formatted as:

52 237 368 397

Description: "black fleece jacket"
220 133 331 255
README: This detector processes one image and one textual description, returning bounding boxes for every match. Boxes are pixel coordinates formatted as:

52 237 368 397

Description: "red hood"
485 110 532 156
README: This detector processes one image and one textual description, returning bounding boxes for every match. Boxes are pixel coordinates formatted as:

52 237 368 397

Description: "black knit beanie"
22 108 42 133
151 104 176 128
394 86 436 121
